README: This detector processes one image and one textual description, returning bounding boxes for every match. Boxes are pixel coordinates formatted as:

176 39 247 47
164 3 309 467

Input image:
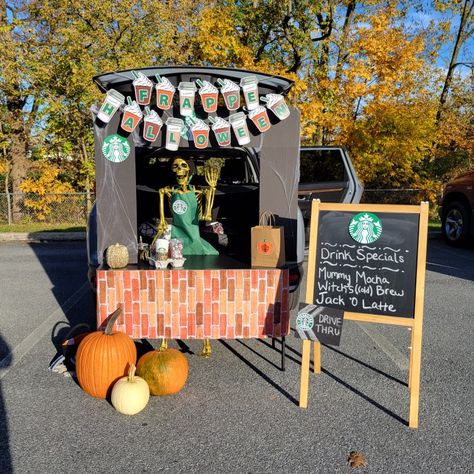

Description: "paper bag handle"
259 210 276 226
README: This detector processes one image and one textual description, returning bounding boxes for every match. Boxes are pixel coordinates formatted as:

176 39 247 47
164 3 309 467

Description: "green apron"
170 186 218 256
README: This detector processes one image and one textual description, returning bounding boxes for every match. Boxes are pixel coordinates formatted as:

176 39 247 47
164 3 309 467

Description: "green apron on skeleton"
170 186 218 256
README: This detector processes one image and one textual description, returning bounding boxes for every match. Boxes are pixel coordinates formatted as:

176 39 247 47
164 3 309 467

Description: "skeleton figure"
153 157 219 357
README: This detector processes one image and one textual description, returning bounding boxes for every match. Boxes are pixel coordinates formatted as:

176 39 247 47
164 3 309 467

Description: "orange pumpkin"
257 239 273 255
76 306 137 399
137 348 188 396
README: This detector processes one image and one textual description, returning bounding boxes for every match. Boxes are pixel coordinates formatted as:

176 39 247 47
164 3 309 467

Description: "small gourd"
106 243 129 269
111 364 150 415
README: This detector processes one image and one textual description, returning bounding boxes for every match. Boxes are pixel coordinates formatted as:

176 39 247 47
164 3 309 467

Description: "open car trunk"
135 147 260 263
92 66 300 266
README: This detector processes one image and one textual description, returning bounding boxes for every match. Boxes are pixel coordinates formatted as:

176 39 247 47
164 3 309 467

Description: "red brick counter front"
97 268 289 340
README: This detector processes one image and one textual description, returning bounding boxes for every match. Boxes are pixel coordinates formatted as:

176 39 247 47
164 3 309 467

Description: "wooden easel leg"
408 328 413 389
408 324 423 428
313 341 321 374
299 340 311 408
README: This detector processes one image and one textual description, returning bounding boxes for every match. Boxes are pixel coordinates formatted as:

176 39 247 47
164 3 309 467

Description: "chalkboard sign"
313 210 419 318
295 303 344 346
300 201 429 428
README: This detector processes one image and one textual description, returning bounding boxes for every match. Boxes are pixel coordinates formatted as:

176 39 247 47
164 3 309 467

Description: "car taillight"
289 272 300 285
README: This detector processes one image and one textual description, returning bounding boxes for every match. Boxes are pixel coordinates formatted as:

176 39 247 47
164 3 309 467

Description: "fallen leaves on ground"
347 451 368 469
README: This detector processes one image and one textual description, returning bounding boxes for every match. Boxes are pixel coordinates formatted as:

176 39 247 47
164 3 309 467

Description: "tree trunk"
9 130 30 223
436 0 473 126
335 0 356 85
3 147 12 225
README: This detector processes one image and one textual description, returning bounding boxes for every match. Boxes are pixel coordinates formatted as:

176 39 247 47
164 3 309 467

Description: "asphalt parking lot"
0 237 473 473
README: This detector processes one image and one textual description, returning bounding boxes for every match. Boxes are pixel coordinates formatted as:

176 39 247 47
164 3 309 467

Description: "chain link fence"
0 193 95 225
0 189 440 226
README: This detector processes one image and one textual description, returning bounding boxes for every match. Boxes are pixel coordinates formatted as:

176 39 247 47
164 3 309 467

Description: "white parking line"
355 322 409 371
0 282 90 380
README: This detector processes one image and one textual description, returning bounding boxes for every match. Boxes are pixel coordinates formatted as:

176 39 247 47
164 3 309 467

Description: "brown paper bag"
251 211 285 268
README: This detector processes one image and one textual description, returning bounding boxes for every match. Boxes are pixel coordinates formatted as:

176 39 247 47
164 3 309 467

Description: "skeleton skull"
171 158 190 187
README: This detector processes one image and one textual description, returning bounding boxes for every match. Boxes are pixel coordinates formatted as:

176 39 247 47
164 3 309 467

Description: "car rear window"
300 149 346 183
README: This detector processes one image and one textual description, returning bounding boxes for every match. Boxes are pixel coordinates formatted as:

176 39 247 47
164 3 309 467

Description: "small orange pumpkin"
137 348 188 396
76 306 137 399
257 239 273 255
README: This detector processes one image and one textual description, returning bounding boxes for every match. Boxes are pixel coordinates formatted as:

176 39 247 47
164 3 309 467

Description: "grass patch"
0 223 85 233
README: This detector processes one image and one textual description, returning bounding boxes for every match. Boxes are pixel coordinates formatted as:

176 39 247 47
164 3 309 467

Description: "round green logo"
102 134 131 162
349 212 382 243
296 312 314 331
172 199 188 215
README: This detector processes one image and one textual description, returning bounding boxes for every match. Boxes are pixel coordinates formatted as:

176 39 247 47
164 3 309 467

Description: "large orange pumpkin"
76 306 137 399
137 349 188 396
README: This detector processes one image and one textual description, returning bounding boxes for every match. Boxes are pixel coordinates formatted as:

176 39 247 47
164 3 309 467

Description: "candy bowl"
170 258 186 268
148 257 171 269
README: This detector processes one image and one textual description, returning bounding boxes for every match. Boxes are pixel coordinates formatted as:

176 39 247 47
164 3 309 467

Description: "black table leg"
281 336 286 371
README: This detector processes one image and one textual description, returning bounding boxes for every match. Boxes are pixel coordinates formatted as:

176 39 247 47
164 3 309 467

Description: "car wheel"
442 201 471 245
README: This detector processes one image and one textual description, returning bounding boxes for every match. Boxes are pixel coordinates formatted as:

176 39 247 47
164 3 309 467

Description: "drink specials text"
316 243 407 313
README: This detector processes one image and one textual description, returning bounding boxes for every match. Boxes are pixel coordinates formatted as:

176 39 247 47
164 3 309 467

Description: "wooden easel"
298 201 429 429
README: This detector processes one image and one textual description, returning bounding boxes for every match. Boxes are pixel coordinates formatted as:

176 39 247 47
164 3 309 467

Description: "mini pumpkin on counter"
137 348 189 396
111 364 150 415
106 243 129 269
76 306 137 399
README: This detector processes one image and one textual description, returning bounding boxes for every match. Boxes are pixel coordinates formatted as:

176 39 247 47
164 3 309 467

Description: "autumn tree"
0 0 43 221
0 0 472 214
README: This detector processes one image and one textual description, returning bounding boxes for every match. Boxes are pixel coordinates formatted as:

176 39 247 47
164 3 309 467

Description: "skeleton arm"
202 166 219 221
153 186 173 245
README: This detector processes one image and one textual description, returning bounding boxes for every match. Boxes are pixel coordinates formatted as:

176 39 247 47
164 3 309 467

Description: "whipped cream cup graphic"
249 105 271 133
196 79 219 113
120 97 143 133
240 76 259 111
209 116 231 146
262 94 290 120
143 107 163 142
165 117 184 151
155 75 176 110
217 78 241 111
178 82 197 117
189 117 210 149
97 89 125 123
229 112 250 145
132 71 153 106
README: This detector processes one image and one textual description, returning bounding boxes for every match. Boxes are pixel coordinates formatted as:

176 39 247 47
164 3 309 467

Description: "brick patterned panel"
97 268 290 340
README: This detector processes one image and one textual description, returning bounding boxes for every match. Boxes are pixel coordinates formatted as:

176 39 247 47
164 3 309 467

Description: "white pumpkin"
111 364 150 415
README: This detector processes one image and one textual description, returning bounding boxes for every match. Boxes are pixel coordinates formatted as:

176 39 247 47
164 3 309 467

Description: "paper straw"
127 96 133 106
260 96 268 103
196 79 204 88
155 74 162 82
145 106 151 116
208 116 216 124
217 79 225 86
131 71 139 79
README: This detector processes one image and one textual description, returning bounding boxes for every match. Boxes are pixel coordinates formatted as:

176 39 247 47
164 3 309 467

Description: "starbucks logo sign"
102 134 130 162
172 199 188 215
296 312 314 331
349 212 382 243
